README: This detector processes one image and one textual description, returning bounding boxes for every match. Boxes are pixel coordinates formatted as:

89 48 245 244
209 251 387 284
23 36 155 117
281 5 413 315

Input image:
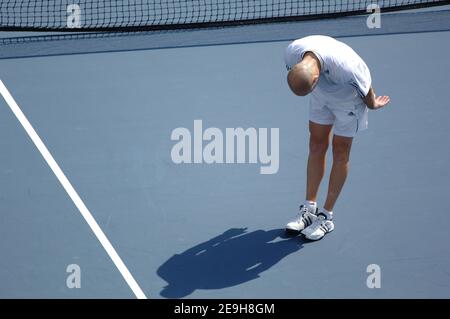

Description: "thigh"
309 121 333 144
332 134 353 149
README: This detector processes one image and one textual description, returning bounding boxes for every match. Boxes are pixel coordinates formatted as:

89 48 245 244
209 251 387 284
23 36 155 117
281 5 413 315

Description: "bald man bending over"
284 35 390 240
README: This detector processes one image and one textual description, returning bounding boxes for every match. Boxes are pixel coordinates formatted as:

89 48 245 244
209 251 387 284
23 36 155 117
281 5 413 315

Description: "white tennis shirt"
284 35 372 103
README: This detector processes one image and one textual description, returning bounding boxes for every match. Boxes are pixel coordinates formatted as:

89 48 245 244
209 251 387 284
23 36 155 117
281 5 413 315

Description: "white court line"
0 79 147 299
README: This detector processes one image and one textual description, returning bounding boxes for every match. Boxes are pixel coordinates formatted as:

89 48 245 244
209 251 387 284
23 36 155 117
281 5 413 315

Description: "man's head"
287 54 320 96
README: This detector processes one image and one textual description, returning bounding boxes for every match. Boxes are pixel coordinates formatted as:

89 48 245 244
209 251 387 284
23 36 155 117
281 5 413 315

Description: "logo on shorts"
348 111 356 116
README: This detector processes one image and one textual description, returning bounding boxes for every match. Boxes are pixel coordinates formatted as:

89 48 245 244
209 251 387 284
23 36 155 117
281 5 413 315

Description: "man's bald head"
287 53 321 96
287 63 315 96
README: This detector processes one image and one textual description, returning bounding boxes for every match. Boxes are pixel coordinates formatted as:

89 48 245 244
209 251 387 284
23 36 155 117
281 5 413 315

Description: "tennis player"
284 35 390 240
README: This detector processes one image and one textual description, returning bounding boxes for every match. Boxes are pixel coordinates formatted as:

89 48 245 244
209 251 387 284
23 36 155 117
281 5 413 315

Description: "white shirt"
284 35 372 103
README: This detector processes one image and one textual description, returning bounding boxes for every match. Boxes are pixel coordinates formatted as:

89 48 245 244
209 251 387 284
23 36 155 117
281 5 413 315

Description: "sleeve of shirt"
348 62 372 97
284 44 296 71
284 41 304 71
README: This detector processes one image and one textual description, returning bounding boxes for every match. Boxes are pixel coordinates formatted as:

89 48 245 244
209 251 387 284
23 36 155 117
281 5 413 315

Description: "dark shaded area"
157 228 306 298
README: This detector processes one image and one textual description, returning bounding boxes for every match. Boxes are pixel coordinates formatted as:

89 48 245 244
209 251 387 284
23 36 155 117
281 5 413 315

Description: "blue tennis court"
0 1 449 299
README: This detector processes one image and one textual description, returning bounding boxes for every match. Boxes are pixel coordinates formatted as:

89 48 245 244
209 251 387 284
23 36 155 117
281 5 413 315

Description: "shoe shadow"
157 228 307 298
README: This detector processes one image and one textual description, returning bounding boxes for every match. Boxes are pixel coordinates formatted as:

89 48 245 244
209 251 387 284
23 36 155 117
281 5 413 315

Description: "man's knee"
308 122 332 155
309 137 329 155
333 148 350 163
332 136 353 163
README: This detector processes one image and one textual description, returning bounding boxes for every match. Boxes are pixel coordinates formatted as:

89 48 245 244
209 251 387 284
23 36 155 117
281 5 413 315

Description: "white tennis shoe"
301 213 334 240
285 205 319 233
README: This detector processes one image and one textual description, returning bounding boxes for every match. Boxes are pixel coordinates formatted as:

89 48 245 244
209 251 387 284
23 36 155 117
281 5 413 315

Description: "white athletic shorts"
309 93 369 138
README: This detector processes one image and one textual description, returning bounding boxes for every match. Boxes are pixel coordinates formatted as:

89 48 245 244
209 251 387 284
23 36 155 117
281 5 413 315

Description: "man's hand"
362 87 390 110
373 95 390 109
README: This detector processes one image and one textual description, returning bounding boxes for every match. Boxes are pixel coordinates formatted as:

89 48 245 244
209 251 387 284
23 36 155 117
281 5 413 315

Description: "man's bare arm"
362 87 390 110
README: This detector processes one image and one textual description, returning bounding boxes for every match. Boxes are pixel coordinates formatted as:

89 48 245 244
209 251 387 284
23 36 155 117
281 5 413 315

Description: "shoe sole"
301 228 334 241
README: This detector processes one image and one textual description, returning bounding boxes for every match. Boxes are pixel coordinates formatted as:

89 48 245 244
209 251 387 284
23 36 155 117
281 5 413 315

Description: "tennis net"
0 0 449 31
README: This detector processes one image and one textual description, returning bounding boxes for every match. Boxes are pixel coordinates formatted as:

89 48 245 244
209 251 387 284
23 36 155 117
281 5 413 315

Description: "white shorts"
309 94 369 138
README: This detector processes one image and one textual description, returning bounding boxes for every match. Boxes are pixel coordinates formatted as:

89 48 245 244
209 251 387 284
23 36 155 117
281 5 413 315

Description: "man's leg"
323 134 353 211
306 121 332 202
285 120 332 233
301 134 351 240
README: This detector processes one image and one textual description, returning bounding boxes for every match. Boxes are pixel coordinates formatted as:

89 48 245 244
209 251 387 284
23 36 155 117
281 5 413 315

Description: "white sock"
304 200 317 212
321 208 333 220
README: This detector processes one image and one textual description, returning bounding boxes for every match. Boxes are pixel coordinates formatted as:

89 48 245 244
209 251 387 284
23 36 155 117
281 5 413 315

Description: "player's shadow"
157 228 307 298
